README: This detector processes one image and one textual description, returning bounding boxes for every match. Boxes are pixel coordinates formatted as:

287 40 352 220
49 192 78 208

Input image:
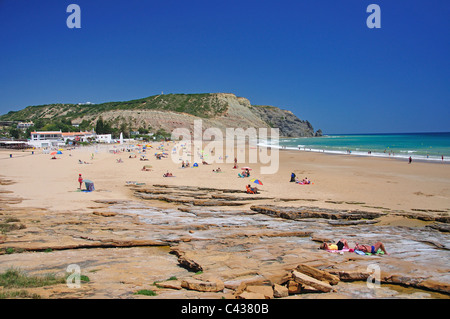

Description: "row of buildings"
28 130 113 148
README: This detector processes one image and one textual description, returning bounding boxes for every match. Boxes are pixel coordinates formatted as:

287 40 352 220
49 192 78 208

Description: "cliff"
0 93 321 137
249 105 320 137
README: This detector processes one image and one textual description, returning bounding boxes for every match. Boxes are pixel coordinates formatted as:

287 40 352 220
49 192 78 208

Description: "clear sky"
0 0 448 134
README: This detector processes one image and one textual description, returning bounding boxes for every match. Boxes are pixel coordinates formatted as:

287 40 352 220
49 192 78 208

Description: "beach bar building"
0 139 31 149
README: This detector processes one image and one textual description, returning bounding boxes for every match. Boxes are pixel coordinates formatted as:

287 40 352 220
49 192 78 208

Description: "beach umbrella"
241 167 252 170
50 151 57 155
250 179 263 185
57 151 63 154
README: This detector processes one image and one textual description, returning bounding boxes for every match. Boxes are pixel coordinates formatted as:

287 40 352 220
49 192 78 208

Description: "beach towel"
354 249 384 256
365 249 385 256
326 248 351 253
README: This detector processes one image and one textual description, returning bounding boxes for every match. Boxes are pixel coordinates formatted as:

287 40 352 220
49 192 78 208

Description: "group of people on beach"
246 184 259 194
290 172 311 184
181 160 190 168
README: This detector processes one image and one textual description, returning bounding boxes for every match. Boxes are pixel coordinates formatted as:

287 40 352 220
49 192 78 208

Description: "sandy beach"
0 143 449 299
1 142 449 215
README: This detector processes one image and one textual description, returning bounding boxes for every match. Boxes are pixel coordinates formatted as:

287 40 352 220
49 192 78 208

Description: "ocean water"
261 132 450 162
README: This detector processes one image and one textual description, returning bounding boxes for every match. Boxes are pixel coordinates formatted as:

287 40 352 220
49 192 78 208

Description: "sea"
260 132 450 162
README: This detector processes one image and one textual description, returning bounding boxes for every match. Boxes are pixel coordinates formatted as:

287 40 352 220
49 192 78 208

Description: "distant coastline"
261 132 450 163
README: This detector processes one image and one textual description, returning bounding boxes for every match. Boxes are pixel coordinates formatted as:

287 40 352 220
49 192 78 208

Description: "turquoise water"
265 132 450 162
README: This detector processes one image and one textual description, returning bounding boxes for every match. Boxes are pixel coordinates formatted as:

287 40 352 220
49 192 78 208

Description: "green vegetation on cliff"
0 93 227 123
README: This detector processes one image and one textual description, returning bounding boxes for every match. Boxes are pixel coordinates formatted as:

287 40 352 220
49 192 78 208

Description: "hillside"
0 93 322 137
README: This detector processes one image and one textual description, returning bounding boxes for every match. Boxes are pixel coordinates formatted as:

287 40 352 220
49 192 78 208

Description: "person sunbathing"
354 242 389 255
296 177 311 184
320 239 350 251
246 184 258 194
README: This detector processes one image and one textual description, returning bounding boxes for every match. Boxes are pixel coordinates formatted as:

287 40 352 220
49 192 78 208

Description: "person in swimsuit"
320 239 349 251
354 242 389 255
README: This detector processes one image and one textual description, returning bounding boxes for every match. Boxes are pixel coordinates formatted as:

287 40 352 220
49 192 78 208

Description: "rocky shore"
1 180 449 299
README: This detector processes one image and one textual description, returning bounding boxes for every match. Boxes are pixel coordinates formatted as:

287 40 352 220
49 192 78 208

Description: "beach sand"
1 143 449 216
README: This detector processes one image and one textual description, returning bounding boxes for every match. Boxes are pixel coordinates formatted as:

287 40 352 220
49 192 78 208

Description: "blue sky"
0 0 449 134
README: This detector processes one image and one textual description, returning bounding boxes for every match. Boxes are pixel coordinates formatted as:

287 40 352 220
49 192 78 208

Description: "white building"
95 134 112 143
29 131 63 148
29 130 96 148
17 121 34 129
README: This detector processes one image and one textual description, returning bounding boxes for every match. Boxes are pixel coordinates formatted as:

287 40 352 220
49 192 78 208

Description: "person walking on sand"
409 156 412 164
78 174 83 189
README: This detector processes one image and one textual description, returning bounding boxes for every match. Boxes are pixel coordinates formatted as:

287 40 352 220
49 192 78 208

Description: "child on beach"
78 174 83 189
